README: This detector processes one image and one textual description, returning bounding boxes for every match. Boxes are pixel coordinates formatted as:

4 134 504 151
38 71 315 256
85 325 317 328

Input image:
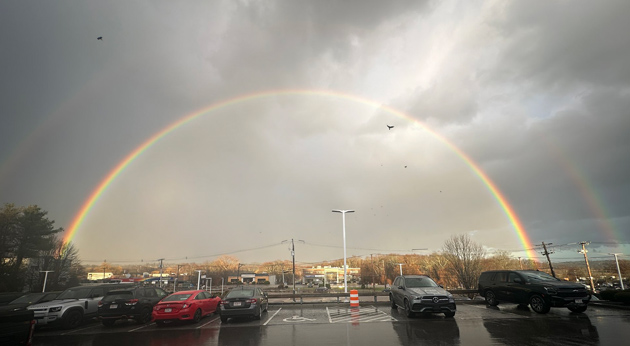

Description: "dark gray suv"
389 275 456 318
478 270 591 314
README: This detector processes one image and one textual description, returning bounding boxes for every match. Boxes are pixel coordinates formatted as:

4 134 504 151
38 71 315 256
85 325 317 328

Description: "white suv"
28 284 133 329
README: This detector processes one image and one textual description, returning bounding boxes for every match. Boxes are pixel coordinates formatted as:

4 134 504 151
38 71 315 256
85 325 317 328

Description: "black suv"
98 286 168 326
389 275 456 318
478 270 591 314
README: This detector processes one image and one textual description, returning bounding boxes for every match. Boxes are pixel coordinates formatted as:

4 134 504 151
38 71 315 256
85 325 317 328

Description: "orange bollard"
350 289 359 307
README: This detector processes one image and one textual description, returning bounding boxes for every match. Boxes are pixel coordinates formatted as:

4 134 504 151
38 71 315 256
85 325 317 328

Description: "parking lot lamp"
610 253 625 290
332 209 354 293
40 271 53 292
397 263 404 275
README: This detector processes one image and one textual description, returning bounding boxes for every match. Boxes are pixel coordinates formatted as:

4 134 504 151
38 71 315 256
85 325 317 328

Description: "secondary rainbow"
62 89 537 259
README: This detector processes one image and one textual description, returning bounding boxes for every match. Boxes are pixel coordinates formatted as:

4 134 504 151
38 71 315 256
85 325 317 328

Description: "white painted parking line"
326 307 333 323
197 317 220 329
129 323 154 332
263 308 282 326
326 306 396 324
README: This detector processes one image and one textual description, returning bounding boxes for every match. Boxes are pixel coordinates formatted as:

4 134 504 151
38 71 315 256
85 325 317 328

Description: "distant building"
87 272 113 281
302 266 361 284
227 273 275 285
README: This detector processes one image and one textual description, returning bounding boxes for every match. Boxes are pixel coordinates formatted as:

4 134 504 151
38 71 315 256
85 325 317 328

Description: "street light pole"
397 263 404 276
610 253 625 290
195 270 203 290
40 271 53 292
332 209 354 293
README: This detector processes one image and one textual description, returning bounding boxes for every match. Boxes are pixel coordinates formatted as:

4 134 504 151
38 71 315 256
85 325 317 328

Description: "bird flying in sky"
387 125 394 130
97 36 103 41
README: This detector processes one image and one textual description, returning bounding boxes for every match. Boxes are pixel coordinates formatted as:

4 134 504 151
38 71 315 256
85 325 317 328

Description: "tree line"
0 204 83 292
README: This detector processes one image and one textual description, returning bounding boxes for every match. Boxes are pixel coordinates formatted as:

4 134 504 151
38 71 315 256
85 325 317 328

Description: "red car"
152 290 221 326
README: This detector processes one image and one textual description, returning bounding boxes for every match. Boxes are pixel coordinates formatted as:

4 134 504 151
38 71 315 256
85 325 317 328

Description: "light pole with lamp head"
40 271 53 292
332 209 354 293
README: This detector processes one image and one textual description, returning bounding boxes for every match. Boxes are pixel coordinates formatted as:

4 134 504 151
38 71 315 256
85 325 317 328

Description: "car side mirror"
439 285 444 288
513 278 523 284
398 286 405 290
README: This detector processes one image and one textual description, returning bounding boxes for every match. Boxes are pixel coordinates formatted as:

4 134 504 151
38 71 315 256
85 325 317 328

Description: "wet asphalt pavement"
32 302 630 346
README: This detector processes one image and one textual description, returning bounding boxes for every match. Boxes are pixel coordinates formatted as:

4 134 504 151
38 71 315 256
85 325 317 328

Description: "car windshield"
405 277 439 288
522 271 559 282
102 291 133 302
226 289 255 299
162 293 192 302
57 287 93 299
10 293 46 304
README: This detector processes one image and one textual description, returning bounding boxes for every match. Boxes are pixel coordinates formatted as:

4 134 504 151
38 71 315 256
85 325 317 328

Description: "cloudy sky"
1 0 629 266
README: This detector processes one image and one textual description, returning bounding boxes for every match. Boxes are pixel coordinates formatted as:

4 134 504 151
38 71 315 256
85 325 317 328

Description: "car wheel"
529 294 550 314
101 319 116 327
444 311 455 318
485 290 499 306
192 309 202 323
263 302 268 312
390 295 397 309
254 306 262 320
62 310 83 329
137 307 152 324
568 305 588 313
404 299 414 318
220 315 228 323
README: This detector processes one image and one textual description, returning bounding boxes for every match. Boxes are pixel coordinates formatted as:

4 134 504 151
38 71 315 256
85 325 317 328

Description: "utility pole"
291 239 296 299
610 253 625 290
540 242 556 278
282 239 304 301
157 258 165 288
579 242 595 293
517 257 523 270
174 264 182 292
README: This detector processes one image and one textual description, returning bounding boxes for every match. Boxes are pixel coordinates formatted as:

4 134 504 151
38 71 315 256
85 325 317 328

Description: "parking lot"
32 301 630 346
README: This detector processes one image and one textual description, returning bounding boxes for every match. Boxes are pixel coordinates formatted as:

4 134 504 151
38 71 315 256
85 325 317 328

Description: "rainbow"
62 89 538 259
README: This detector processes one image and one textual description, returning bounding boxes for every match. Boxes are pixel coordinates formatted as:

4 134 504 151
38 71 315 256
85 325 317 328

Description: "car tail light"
125 299 139 306
247 298 257 303
98 301 103 307
220 300 228 305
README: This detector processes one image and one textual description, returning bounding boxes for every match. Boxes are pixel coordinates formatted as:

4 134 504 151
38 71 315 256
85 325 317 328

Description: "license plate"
574 299 582 304
233 302 241 307
164 308 172 312
110 304 117 309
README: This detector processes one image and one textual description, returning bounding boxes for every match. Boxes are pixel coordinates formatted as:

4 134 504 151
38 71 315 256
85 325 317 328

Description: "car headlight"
49 306 62 312
544 287 557 294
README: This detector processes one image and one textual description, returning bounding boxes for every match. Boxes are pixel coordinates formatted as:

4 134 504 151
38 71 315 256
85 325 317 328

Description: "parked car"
27 283 134 329
152 290 221 326
0 292 61 313
219 286 269 323
0 308 35 346
0 292 26 306
478 270 591 314
98 286 168 326
389 275 456 318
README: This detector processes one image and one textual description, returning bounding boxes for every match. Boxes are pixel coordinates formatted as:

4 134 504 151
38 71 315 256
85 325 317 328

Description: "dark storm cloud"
1 1 629 263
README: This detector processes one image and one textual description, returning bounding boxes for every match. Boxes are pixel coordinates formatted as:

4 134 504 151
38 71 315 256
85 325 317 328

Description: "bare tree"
442 234 486 289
